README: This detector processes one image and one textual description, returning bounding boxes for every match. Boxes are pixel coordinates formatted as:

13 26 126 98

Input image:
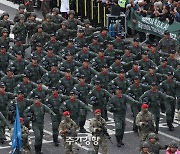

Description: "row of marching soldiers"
0 5 180 154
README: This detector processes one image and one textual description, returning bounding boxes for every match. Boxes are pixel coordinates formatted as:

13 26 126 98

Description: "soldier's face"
99 52 104 57
151 85 156 91
70 94 75 100
165 34 170 39
162 61 167 66
85 23 90 28
133 64 139 70
51 66 57 72
149 138 156 143
37 84 42 89
82 47 88 52
102 68 108 73
151 46 156 52
3 32 8 37
116 89 122 96
16 41 22 46
23 77 29 83
3 15 9 20
37 28 43 33
19 19 24 23
170 147 178 152
134 79 139 84
78 32 84 37
167 75 173 81
34 99 41 107
170 53 175 59
142 147 149 152
1 49 6 54
133 41 139 47
19 9 24 13
65 72 71 77
116 36 121 41
16 54 22 61
17 93 24 99
101 30 107 36
93 39 98 44
149 68 154 74
68 42 73 47
7 71 13 77
52 90 58 95
115 59 121 64
62 24 66 29
46 18 51 22
142 54 148 59
67 55 72 61
79 78 85 84
30 16 35 21
36 46 42 51
83 62 89 68
64 116 71 121
125 50 130 56
107 44 113 50
48 50 53 56
0 87 5 93
95 113 101 119
32 59 37 65
119 73 124 78
69 14 74 19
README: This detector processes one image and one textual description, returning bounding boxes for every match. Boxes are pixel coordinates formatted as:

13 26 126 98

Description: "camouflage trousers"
92 135 107 154
64 139 78 154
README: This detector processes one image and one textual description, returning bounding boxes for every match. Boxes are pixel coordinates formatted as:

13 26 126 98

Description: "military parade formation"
0 3 180 154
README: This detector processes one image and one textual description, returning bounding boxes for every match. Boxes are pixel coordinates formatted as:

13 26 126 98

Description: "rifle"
100 125 113 144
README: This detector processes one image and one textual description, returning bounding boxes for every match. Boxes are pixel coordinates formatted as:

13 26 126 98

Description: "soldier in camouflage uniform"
167 49 179 69
41 63 64 88
31 43 47 63
107 86 139 147
146 133 166 154
10 38 30 58
9 51 29 75
136 104 155 141
147 42 161 65
26 12 41 40
24 55 47 82
59 91 92 125
0 12 14 37
139 141 151 154
24 96 56 154
44 33 63 55
42 14 58 34
158 30 177 56
0 45 15 73
59 52 81 73
88 80 111 121
66 10 84 30
30 25 50 50
126 76 150 132
160 72 180 131
46 87 68 146
89 109 107 154
7 90 33 125
51 8 65 26
41 46 64 71
97 27 113 43
108 69 130 94
58 69 79 95
59 111 78 154
14 75 37 98
56 22 76 42
90 49 107 72
121 46 136 65
12 14 27 44
138 51 156 73
157 57 175 76
73 59 97 84
166 141 180 154
75 44 97 62
73 75 93 133
142 66 166 86
89 36 101 53
0 82 15 119
140 83 175 132
0 112 11 144
28 80 50 104
20 117 31 154
1 68 24 93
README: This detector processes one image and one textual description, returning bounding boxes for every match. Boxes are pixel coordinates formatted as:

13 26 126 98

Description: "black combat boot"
53 135 60 146
116 136 121 147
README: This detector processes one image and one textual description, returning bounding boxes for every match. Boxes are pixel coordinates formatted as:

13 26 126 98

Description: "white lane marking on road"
0 0 19 9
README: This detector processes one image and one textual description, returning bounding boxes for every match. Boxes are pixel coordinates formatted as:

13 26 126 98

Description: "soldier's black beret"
15 38 21 42
93 35 98 39
52 87 58 91
95 80 101 85
79 74 85 79
161 57 167 62
116 33 122 37
134 76 139 80
16 51 22 55
164 30 170 35
102 64 108 68
47 46 53 50
50 33 56 37
35 95 41 99
31 55 38 60
116 55 121 59
169 49 176 54
78 29 84 33
167 72 174 76
101 27 108 31
116 86 122 90
66 68 71 72
125 46 131 50
17 90 23 94
51 63 58 66
151 82 157 86
37 80 42 84
0 82 5 88
36 43 42 47
70 91 75 95
119 69 125 73
0 45 6 48
142 51 148 55
82 43 88 47
133 38 140 42
149 65 155 69
7 67 13 72
83 58 89 62
107 41 113 45
68 38 73 42
133 61 139 65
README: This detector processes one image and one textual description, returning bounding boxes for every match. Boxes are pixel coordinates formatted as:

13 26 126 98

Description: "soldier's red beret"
63 111 70 117
141 104 148 109
94 109 101 114
20 117 24 123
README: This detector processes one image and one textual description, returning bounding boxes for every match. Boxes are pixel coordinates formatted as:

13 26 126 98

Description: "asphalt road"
0 1 179 154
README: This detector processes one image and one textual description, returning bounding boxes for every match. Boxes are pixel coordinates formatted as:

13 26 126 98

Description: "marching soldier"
28 80 50 104
88 80 111 121
0 112 11 144
14 75 37 98
97 27 113 43
24 96 56 154
12 14 28 44
0 82 15 118
139 141 151 154
59 111 78 154
157 57 175 76
66 10 84 30
73 75 93 132
24 55 47 82
51 8 65 25
121 46 136 64
73 59 98 84
89 109 108 154
46 87 68 146
136 104 155 141
158 30 177 55
107 86 139 147
167 49 179 69
41 0 51 19
89 36 101 53
108 69 130 94
126 76 150 132
1 68 24 93
160 72 180 131
59 91 92 125
140 83 175 132
41 63 64 88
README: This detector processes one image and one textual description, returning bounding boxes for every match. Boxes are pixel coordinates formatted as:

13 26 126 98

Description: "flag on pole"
12 104 22 154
